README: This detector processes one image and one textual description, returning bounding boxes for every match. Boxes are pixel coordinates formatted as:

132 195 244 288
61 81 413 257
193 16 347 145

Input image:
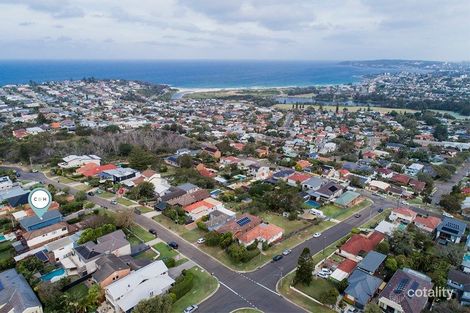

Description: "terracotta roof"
392 207 417 218
392 173 411 185
238 223 283 244
287 172 312 183
414 215 441 230
77 163 117 177
141 169 156 178
340 231 384 257
337 258 358 273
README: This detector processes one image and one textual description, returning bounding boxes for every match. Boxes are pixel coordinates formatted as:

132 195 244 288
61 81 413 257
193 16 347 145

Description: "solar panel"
441 226 459 235
407 281 420 298
35 250 49 262
394 278 410 294
237 217 251 227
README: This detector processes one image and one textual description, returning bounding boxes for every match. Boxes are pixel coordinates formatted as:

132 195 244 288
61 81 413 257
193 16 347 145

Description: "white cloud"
0 0 468 60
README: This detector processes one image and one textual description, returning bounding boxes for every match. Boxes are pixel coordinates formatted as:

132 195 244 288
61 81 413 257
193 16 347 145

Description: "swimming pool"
304 200 321 208
41 268 66 282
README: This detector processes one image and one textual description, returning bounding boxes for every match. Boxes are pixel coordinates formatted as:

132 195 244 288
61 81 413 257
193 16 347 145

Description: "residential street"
431 159 470 204
1 166 445 312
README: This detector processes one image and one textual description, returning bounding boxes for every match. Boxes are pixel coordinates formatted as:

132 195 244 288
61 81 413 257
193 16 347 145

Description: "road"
3 166 402 312
431 159 470 204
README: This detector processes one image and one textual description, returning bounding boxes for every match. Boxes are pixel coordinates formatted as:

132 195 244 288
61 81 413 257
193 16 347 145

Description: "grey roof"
302 177 325 189
345 269 382 306
380 268 433 313
93 254 129 283
177 183 198 192
160 187 186 202
0 269 42 312
76 230 129 261
357 251 387 273
19 210 63 230
448 269 470 291
437 217 467 237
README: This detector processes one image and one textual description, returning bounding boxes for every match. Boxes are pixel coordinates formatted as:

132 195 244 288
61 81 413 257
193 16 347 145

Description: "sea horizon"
0 59 404 88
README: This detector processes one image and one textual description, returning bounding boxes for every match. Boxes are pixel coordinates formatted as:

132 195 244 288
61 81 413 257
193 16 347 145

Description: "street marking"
240 273 280 296
219 281 260 310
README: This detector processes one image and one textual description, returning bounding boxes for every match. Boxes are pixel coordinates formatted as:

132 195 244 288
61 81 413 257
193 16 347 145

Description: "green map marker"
28 188 52 219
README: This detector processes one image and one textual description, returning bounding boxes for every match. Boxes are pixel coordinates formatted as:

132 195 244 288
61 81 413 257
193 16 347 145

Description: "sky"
0 0 469 61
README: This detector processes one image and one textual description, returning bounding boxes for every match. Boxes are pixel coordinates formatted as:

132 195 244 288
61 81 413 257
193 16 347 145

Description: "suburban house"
302 177 325 191
69 230 131 275
105 260 175 313
0 269 43 313
206 207 237 231
0 186 30 207
286 172 312 187
22 221 73 249
100 168 140 184
338 231 384 261
404 163 424 177
344 269 383 309
334 191 363 208
202 145 221 159
309 181 344 202
76 163 117 177
238 223 284 246
217 213 262 239
132 170 171 196
92 254 131 288
356 251 387 275
167 189 210 207
58 154 101 168
330 258 358 282
19 210 64 232
0 176 13 191
436 217 467 244
413 215 441 233
247 164 271 180
447 269 470 305
45 235 75 261
183 198 224 221
379 268 433 313
389 207 417 224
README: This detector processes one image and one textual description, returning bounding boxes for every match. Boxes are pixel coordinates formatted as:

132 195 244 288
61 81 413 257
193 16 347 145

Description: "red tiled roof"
288 172 312 183
340 231 384 256
393 207 417 218
337 259 358 273
392 173 411 185
238 223 284 244
414 215 441 230
78 163 117 177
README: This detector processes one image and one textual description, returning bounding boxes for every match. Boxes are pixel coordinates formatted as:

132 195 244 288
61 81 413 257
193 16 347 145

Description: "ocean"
0 60 395 88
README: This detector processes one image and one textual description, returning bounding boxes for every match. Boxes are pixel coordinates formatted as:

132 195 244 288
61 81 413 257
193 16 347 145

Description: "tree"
115 209 134 229
294 247 314 286
376 241 390 254
440 193 462 213
385 256 398 272
433 124 448 141
129 146 156 170
75 190 87 202
178 154 193 168
318 287 339 305
138 181 156 199
364 303 382 313
119 143 133 156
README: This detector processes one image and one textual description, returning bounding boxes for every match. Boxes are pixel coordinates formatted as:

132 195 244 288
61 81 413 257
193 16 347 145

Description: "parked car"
149 229 157 236
317 272 330 279
197 237 205 244
31 169 38 173
354 213 361 218
321 267 332 275
312 232 322 238
168 241 179 249
282 249 292 256
377 208 384 213
183 305 198 313
111 200 117 205
87 191 95 196
272 255 283 262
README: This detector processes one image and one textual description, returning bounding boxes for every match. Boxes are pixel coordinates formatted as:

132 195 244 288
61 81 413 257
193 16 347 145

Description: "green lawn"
278 272 335 313
259 212 310 235
74 184 92 191
0 241 13 262
134 249 158 261
171 267 218 313
129 224 155 242
117 197 136 206
295 278 337 301
137 206 154 213
153 242 178 260
124 231 142 245
181 228 207 243
58 176 75 184
321 199 372 221
66 282 88 298
175 258 189 267
320 204 344 218
98 191 115 199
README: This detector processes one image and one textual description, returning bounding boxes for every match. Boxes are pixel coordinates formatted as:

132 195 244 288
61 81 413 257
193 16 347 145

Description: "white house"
23 222 70 249
45 236 75 261
389 207 417 224
404 163 424 177
105 261 175 313
58 155 101 168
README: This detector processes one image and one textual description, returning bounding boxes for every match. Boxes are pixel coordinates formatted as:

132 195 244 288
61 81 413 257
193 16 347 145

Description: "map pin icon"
28 188 52 219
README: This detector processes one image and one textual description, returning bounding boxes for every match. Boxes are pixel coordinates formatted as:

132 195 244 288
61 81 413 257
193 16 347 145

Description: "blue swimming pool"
41 268 66 282
305 200 321 208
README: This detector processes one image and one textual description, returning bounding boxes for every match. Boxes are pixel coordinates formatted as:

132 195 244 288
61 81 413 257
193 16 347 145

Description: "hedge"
169 270 194 301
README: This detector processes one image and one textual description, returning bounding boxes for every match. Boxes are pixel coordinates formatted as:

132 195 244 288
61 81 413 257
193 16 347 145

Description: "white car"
282 249 292 256
312 232 322 238
317 272 330 279
321 267 332 275
183 305 198 313
196 237 205 244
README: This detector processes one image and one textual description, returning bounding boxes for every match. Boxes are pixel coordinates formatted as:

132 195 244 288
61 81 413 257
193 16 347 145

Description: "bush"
163 257 176 268
196 221 208 232
169 270 194 300
205 231 222 247
246 240 258 251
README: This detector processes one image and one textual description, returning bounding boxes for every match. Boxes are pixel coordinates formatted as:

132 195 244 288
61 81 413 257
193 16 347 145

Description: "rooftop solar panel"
237 217 251 227
407 281 420 298
394 278 410 294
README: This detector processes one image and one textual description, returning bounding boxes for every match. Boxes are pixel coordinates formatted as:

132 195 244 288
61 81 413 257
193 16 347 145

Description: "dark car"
272 255 283 262
87 191 95 196
377 208 384 213
168 241 178 249
149 229 157 236
354 213 361 218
